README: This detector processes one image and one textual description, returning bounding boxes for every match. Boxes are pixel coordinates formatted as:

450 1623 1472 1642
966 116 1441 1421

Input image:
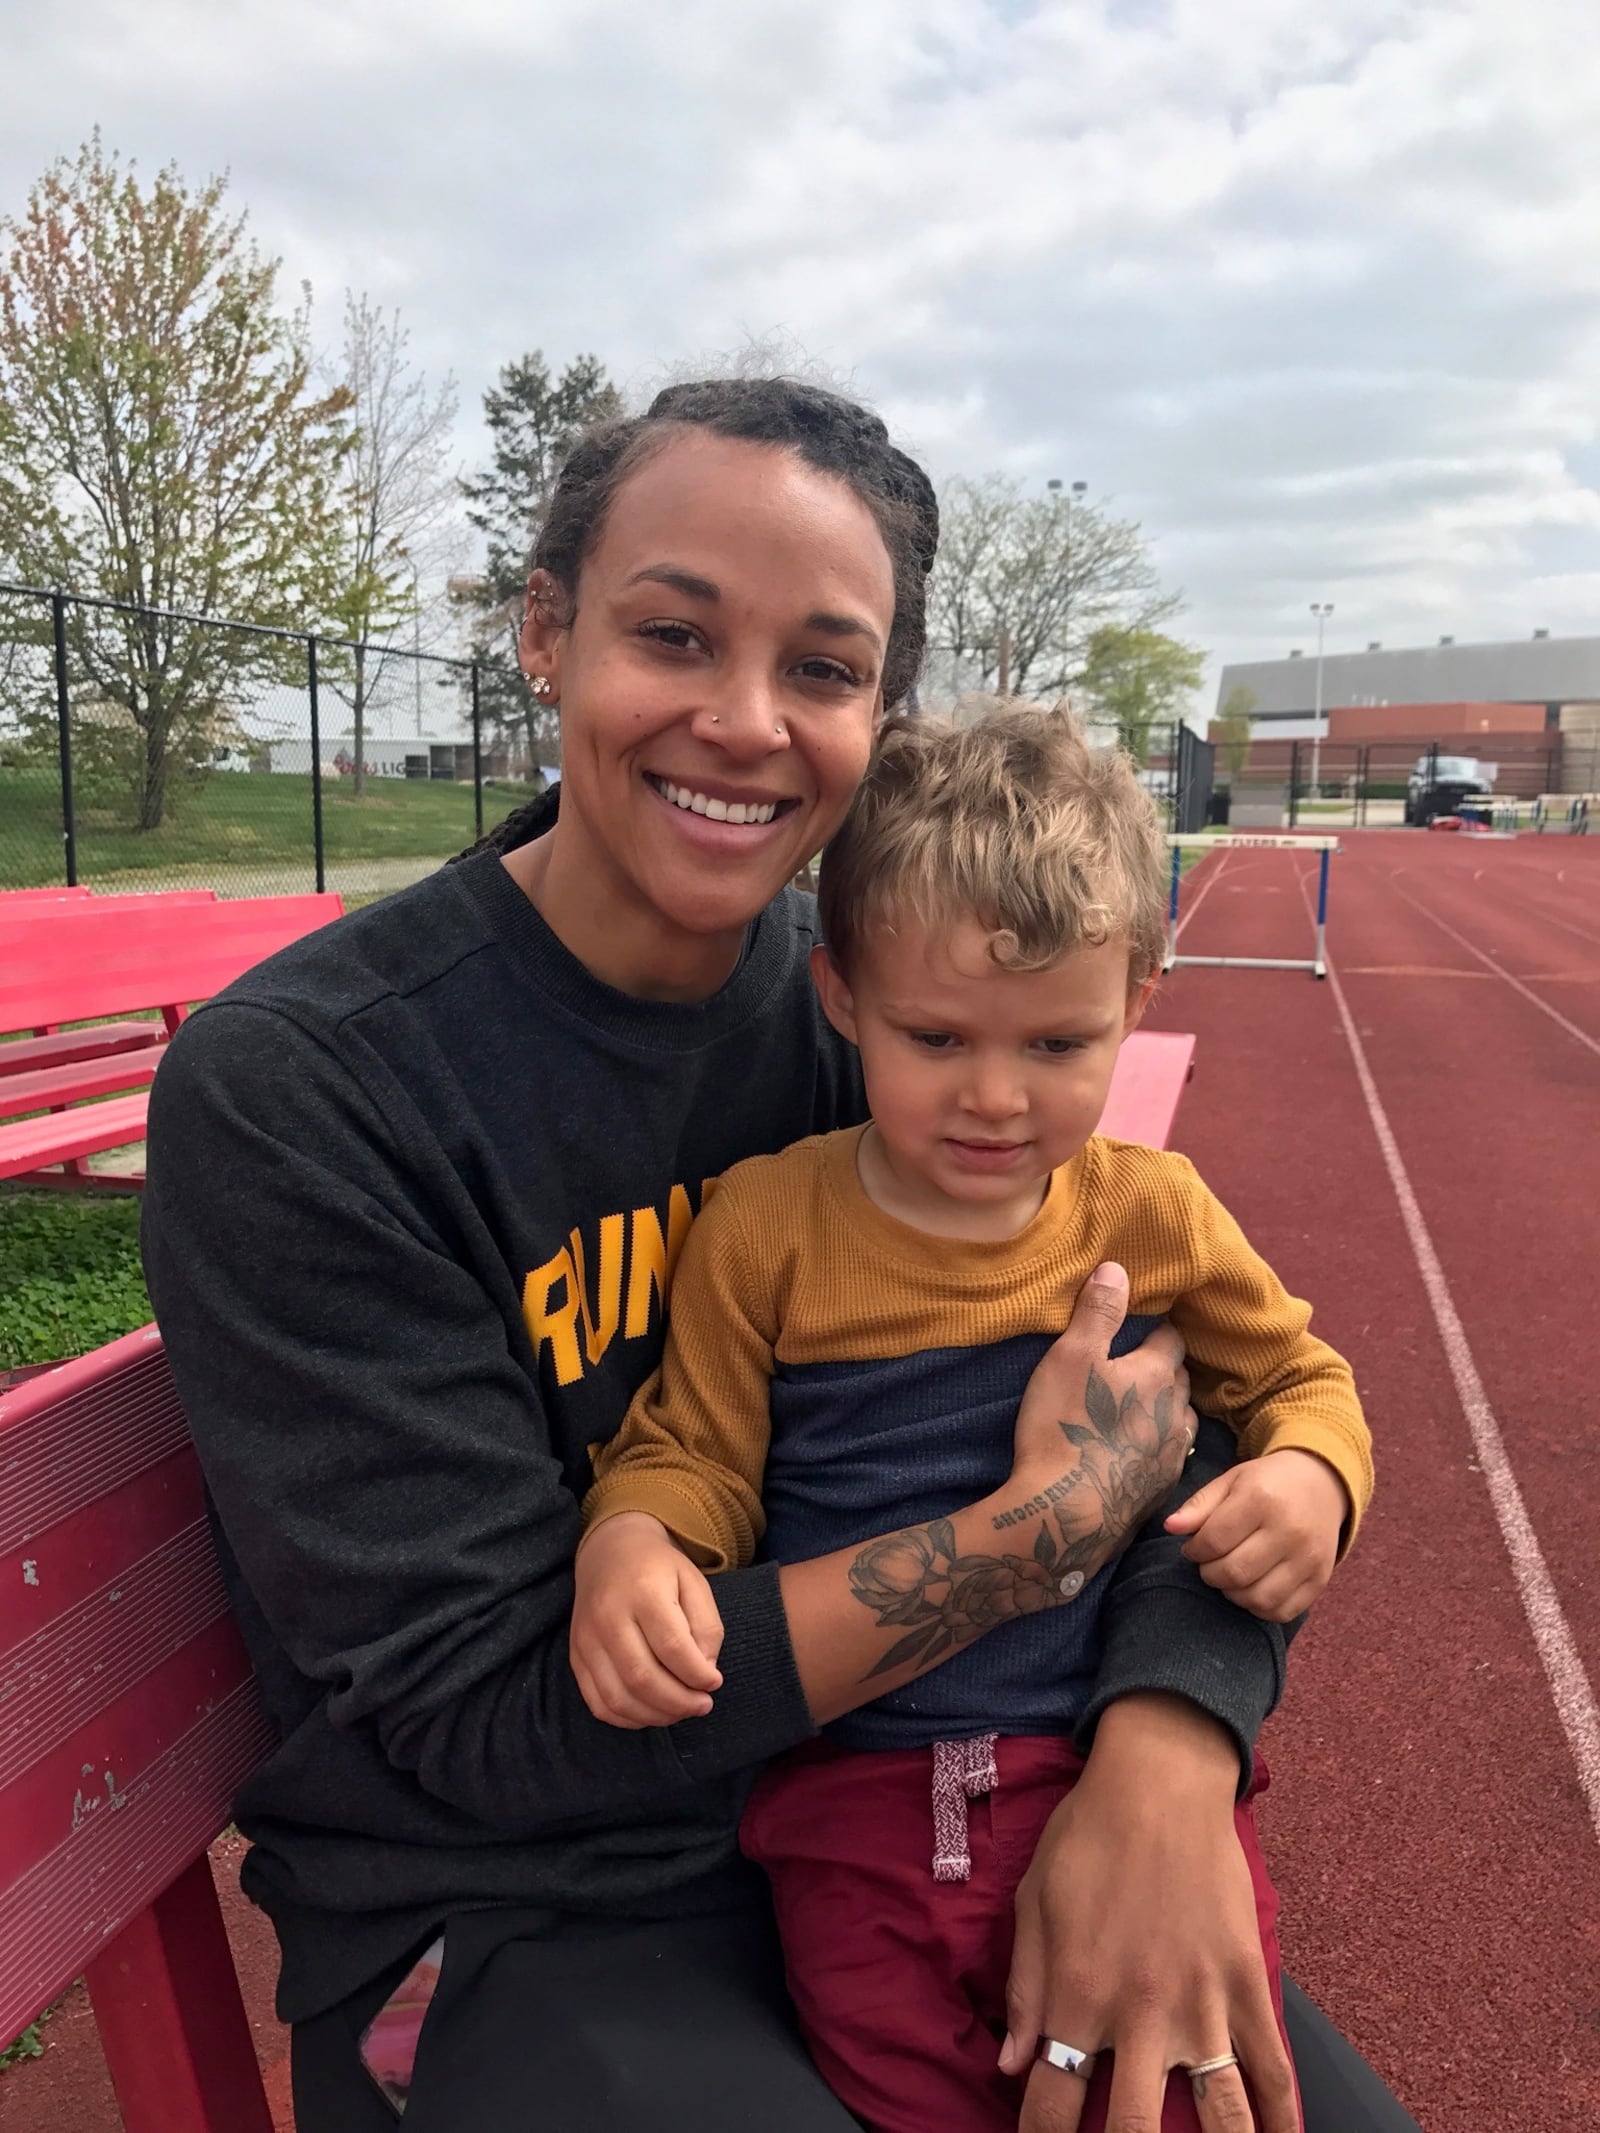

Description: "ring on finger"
1186 2051 1240 2079
1038 2039 1096 2079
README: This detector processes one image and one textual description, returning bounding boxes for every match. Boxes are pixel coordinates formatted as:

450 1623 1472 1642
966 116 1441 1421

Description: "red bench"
0 894 344 1187
0 1330 276 2133
1 891 218 920
1099 1030 1197 1148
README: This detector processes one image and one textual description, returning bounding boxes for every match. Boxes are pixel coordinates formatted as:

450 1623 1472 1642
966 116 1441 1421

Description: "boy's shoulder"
1084 1134 1211 1212
708 1129 847 1228
1087 1133 1201 1180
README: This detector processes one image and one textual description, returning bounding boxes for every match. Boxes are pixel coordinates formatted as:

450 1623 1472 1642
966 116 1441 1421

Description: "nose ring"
710 715 720 725
774 724 786 738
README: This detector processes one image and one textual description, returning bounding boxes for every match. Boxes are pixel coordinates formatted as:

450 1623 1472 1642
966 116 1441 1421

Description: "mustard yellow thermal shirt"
587 1125 1372 1590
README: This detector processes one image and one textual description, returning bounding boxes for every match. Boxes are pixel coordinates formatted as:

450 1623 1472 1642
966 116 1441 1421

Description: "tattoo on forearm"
847 1366 1182 1681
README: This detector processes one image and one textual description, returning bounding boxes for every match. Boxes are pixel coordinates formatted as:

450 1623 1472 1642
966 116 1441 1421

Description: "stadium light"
1050 478 1089 659
1309 603 1334 795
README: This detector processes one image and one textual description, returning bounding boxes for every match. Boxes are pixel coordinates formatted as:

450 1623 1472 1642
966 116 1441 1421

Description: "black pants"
293 1904 1420 2133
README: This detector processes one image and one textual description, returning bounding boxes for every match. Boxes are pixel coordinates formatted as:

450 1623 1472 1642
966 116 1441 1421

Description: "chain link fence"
1208 733 1581 830
0 584 547 904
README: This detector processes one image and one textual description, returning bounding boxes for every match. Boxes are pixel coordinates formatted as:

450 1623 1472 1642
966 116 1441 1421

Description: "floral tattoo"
848 1366 1182 1680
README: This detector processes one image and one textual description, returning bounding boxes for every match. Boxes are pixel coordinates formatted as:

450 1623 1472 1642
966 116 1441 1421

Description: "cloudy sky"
5 0 1600 701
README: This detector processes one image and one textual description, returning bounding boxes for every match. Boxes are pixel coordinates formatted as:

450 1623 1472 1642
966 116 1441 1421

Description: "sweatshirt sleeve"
585 1180 779 1571
1073 1415 1301 1794
140 1002 815 1835
1164 1158 1374 1542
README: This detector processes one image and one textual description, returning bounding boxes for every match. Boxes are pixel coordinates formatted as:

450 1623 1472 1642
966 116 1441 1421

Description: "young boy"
571 704 1372 2132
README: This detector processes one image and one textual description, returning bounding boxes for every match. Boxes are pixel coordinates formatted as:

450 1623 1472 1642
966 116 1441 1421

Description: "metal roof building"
1215 633 1600 740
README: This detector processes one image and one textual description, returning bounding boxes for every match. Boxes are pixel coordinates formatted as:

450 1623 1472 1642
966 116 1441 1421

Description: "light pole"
1049 477 1089 678
1309 602 1334 796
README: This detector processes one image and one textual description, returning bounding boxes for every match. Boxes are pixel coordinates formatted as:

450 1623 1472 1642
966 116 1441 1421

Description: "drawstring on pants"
930 1734 998 1882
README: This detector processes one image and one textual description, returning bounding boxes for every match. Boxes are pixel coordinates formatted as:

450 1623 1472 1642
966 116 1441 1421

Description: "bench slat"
0 1023 164 1077
0 1091 151 1180
0 891 344 1034
0 891 218 920
0 1044 165 1121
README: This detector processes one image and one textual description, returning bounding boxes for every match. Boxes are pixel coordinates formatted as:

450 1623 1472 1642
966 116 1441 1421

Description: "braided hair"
481 377 940 856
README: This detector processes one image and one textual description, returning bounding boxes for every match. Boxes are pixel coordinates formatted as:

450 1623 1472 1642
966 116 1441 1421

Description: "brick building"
1211 635 1600 795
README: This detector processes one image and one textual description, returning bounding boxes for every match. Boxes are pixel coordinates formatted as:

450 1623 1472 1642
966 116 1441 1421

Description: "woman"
142 378 1413 2132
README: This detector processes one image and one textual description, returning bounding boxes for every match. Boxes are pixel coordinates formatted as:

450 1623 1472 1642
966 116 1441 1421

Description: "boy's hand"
571 1511 725 1729
1164 1447 1348 1621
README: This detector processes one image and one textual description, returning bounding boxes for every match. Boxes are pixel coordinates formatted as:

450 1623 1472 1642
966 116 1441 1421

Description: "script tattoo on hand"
847 1366 1183 1681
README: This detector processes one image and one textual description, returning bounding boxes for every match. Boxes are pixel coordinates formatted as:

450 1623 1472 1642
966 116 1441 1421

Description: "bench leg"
84 1853 274 2133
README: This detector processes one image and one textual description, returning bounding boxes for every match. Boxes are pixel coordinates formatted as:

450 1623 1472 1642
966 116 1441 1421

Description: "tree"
1213 683 1257 779
322 294 458 795
459 351 622 773
1076 626 1206 765
927 476 1179 704
0 136 352 828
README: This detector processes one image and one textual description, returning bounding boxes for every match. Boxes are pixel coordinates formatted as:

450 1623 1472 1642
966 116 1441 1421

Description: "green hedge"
0 1192 151 1371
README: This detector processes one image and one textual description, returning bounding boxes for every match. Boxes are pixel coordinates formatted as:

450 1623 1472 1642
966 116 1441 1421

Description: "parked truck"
1404 753 1495 827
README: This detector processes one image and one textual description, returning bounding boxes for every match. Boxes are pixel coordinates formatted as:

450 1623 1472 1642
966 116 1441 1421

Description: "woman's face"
522 432 897 943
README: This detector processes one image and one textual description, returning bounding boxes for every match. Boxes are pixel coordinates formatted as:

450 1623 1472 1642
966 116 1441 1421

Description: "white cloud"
3 0 1600 696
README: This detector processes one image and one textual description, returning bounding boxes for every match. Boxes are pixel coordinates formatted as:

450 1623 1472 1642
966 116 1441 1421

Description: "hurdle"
1163 835 1339 980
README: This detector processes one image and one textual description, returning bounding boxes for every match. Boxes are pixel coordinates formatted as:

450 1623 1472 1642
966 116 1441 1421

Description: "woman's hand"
1001 1694 1300 2133
778 1267 1199 1725
1003 1263 1197 1566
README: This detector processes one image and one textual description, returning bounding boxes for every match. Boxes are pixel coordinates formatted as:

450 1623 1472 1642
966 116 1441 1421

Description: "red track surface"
4 829 1597 2132
1150 829 1600 2133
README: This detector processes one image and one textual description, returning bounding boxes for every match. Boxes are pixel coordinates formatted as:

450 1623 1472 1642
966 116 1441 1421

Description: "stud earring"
531 676 551 699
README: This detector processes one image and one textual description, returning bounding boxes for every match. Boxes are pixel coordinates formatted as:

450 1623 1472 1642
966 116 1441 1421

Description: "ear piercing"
531 676 551 699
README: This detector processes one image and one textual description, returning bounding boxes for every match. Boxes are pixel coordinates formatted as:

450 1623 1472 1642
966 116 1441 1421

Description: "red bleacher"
0 894 344 1187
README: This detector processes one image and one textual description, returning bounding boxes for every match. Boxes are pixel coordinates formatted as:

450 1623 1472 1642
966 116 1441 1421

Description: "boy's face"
811 913 1153 1224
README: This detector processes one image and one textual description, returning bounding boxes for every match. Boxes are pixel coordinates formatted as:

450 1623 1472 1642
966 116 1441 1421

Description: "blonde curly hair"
818 698 1167 982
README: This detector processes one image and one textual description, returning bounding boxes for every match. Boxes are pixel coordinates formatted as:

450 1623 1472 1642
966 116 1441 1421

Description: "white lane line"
1386 878 1600 1063
1300 871 1600 1848
1321 949 1600 1851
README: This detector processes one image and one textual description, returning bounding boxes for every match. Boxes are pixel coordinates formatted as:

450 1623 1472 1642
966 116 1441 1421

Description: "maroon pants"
741 1734 1297 2133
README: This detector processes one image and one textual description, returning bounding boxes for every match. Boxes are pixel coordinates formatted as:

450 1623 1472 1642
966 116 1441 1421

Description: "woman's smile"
642 771 799 830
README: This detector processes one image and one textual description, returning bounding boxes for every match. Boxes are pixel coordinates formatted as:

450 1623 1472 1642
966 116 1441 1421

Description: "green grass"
0 1191 151 1370
0 2016 49 2072
0 763 540 890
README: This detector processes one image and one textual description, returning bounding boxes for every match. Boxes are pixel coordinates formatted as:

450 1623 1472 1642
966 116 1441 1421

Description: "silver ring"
1039 2038 1095 2079
1186 2051 1240 2078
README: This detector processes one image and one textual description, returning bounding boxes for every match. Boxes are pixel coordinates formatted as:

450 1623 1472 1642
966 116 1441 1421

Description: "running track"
3 831 1596 2132
1147 828 1600 2133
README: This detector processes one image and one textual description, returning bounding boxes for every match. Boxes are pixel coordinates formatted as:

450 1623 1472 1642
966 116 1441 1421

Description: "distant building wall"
1326 701 1547 743
266 732 510 780
1215 635 1600 719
